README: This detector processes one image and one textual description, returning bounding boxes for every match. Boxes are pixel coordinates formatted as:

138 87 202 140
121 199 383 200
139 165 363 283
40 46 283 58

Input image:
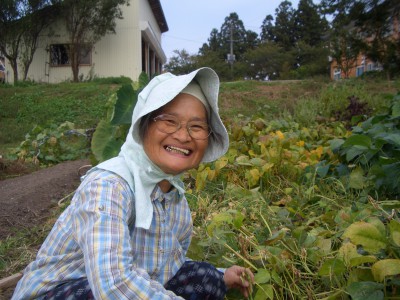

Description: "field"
0 76 400 299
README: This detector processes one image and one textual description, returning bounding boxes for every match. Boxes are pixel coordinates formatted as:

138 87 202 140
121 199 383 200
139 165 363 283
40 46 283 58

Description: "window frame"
50 44 92 67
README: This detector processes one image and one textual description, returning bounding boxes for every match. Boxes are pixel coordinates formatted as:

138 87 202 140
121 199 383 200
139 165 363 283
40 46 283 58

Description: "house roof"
148 0 169 33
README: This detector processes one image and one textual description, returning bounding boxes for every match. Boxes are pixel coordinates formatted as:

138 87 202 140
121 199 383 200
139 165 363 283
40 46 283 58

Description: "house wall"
330 53 381 80
6 0 166 83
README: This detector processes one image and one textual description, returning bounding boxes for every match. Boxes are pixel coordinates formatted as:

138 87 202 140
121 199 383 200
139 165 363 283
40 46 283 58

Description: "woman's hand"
223 265 254 298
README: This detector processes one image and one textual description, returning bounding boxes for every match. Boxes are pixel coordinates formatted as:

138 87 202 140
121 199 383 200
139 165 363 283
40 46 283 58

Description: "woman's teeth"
165 146 190 155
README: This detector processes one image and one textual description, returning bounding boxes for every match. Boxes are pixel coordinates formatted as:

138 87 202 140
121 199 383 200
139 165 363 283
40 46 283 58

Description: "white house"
4 0 168 83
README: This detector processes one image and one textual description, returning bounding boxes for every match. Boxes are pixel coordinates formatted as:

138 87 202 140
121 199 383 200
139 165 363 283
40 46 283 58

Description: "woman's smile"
164 145 191 156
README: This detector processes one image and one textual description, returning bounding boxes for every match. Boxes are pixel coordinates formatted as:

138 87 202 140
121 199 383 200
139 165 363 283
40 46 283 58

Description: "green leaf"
382 133 400 147
346 282 384 300
110 84 138 125
349 167 366 189
349 256 377 267
392 101 400 117
345 145 368 161
343 135 372 148
254 284 274 300
91 120 122 163
316 164 330 178
138 72 149 89
318 258 346 276
342 221 387 253
329 138 345 151
389 220 400 246
236 155 251 166
254 269 271 284
249 157 267 167
232 211 244 229
372 259 400 282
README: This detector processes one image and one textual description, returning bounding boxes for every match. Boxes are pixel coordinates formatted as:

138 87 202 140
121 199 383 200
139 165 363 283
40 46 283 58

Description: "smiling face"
142 93 209 175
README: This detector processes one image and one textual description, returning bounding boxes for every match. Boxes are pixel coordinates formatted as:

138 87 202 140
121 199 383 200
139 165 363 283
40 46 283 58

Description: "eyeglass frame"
152 113 212 140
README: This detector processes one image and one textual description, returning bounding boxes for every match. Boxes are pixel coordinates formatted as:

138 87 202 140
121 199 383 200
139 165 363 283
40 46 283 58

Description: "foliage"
164 50 197 74
90 72 149 163
10 122 91 165
90 76 132 85
293 0 329 47
243 42 294 80
0 80 119 155
325 93 400 198
187 94 400 299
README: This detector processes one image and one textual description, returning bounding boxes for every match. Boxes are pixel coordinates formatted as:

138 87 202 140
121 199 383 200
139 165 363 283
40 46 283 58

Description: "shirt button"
99 205 104 211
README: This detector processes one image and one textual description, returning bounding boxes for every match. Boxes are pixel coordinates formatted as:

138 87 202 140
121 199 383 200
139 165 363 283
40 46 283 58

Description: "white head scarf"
96 67 229 229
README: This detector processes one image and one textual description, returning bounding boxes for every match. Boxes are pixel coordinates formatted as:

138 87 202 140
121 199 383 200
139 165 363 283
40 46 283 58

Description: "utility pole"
227 22 236 80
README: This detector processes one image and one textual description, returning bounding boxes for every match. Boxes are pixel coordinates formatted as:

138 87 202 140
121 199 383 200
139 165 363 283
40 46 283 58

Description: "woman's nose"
172 125 191 141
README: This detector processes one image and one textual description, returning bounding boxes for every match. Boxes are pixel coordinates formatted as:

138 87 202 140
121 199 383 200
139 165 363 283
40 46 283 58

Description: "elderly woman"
12 67 253 300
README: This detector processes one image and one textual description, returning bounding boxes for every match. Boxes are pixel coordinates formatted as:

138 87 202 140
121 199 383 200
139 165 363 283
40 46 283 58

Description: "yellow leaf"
372 259 400 282
246 168 260 187
215 156 228 172
296 140 305 147
315 146 324 158
276 130 284 140
262 162 274 172
195 168 209 192
343 221 387 253
207 169 216 181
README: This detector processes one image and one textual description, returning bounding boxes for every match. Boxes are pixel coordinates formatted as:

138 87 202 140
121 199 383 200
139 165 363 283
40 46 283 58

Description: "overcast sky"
159 0 300 61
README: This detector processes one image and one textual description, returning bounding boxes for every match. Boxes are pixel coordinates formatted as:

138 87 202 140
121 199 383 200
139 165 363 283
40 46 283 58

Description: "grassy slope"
2 77 397 156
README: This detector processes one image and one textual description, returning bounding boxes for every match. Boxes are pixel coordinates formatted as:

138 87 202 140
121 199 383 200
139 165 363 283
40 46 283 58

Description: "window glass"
50 44 91 66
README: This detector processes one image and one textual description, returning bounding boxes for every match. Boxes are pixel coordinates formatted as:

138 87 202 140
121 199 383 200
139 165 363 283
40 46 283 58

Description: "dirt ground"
0 159 91 240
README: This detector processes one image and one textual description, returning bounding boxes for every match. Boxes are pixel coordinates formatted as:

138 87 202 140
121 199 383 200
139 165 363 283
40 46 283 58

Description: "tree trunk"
70 45 80 82
11 60 19 84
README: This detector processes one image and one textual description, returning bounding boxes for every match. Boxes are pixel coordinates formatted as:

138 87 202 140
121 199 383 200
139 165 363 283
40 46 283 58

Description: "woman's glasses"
153 114 211 140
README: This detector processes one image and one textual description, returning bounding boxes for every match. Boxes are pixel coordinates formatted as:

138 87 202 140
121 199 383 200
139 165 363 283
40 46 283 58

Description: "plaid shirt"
12 169 192 300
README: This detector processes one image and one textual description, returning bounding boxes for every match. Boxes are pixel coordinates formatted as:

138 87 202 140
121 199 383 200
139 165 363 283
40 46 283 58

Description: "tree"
60 0 129 82
0 0 59 82
244 42 295 80
164 49 196 75
323 0 400 79
273 1 296 50
353 0 400 79
260 15 275 42
291 41 330 78
219 13 252 61
20 4 61 80
294 0 329 47
195 51 232 81
199 28 221 55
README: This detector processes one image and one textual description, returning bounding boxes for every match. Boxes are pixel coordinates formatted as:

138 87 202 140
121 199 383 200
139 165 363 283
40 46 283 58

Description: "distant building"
329 11 399 80
3 0 168 83
329 54 383 80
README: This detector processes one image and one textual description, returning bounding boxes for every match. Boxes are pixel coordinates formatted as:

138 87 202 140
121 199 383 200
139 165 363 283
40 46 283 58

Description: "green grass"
0 81 121 155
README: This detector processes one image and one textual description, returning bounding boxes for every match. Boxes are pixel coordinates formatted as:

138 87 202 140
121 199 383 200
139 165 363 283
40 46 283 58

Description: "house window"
356 66 364 77
333 68 341 80
367 63 374 71
50 44 91 66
